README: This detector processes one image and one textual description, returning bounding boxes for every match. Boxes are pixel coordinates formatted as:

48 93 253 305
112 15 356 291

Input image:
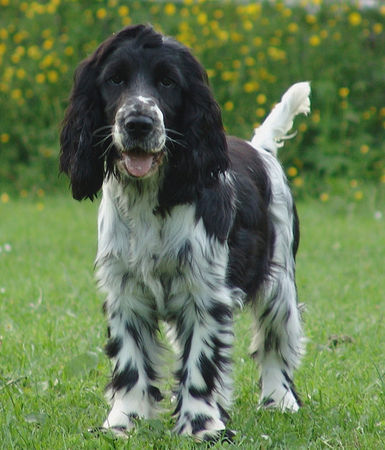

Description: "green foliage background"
1 0 385 197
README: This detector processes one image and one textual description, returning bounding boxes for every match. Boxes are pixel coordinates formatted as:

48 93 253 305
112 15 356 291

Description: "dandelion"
309 35 321 47
197 13 208 26
256 108 265 118
256 94 266 105
43 39 54 51
293 177 304 188
349 12 362 27
373 23 383 35
299 123 308 133
288 23 298 33
245 56 255 66
16 68 26 79
224 101 234 111
287 167 298 177
306 15 317 25
1 133 10 143
338 87 349 98
243 82 258 93
360 145 369 154
320 193 329 202
64 46 74 56
354 191 363 201
36 73 46 84
312 110 321 124
96 8 107 20
47 70 58 83
11 89 22 100
164 4 176 16
1 193 10 203
118 6 129 17
36 203 44 211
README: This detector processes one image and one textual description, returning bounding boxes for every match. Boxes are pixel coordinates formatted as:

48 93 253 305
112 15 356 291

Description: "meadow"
1 0 385 448
0 193 384 448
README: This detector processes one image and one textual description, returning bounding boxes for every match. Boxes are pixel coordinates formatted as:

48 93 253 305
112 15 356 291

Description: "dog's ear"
182 51 229 184
60 55 105 200
60 25 127 202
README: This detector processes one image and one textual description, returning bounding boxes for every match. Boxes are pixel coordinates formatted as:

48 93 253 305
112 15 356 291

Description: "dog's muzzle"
113 97 166 179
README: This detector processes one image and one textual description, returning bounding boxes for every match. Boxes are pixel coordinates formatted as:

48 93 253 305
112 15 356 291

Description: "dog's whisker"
165 128 184 138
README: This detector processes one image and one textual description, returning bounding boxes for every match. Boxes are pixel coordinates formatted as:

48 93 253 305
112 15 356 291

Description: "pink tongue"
122 152 154 177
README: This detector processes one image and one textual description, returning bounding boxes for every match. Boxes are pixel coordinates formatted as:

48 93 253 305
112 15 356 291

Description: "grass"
0 192 384 448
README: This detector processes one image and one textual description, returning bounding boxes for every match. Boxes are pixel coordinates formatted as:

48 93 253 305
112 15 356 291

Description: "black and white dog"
60 24 310 441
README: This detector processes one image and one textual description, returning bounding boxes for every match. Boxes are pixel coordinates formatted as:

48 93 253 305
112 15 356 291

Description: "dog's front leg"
173 291 234 441
102 295 163 432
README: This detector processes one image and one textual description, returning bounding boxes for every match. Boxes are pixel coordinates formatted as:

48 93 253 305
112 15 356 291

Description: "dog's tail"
250 82 311 157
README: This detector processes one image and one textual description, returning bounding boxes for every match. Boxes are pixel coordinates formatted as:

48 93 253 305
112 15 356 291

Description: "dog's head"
60 24 228 202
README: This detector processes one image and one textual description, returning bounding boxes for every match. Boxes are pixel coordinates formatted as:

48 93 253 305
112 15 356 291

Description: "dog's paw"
259 385 300 412
175 412 235 442
102 411 137 433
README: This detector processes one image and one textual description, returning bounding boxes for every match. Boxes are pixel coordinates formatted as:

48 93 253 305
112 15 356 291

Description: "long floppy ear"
158 46 229 211
182 56 229 186
60 54 106 200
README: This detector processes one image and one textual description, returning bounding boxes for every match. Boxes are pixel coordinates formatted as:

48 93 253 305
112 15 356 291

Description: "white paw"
176 413 234 442
259 384 300 412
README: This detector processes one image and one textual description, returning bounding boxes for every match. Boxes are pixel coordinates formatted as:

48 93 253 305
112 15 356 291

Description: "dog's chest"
123 201 196 275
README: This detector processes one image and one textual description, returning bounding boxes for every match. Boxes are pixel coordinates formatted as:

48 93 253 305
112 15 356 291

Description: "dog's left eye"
159 76 175 88
108 75 125 86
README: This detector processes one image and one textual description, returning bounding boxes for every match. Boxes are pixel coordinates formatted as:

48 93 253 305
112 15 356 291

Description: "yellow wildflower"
1 133 10 143
164 4 176 16
373 23 383 34
47 70 58 83
118 6 129 17
287 167 298 177
36 73 46 84
96 8 107 20
354 191 363 201
1 193 10 203
256 94 266 104
338 87 349 98
349 12 362 27
309 35 321 47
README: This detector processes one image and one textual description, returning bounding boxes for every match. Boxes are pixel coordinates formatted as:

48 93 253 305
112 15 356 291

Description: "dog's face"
60 25 228 201
98 40 185 179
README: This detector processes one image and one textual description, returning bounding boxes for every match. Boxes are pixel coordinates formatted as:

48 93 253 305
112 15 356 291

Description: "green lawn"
0 194 384 448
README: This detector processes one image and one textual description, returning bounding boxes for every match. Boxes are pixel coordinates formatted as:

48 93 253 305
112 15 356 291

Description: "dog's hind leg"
250 152 305 412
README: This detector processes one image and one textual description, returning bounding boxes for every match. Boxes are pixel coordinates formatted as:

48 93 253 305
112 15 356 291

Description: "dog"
60 24 310 441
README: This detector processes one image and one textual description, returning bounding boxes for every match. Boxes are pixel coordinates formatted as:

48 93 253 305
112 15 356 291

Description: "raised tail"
250 82 311 156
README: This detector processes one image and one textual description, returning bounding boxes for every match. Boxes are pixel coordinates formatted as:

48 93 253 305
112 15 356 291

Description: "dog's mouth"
120 148 165 178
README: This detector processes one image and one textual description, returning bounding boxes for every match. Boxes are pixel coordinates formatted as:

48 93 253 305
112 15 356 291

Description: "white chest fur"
95 178 229 320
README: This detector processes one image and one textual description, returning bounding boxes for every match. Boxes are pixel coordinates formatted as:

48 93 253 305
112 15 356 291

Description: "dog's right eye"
108 75 125 86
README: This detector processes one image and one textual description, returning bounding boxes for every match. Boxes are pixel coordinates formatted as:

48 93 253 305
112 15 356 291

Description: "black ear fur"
60 54 107 201
158 47 229 211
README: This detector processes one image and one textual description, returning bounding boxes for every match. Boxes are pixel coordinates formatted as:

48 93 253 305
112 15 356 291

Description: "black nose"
124 115 154 138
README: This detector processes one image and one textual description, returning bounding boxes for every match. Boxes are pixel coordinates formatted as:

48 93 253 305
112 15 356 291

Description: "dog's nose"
124 115 154 138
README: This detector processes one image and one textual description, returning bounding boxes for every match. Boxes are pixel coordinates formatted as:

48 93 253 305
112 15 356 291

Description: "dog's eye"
108 75 125 86
159 76 175 88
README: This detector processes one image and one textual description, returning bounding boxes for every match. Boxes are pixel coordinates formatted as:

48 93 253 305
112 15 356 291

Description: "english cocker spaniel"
60 24 310 441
